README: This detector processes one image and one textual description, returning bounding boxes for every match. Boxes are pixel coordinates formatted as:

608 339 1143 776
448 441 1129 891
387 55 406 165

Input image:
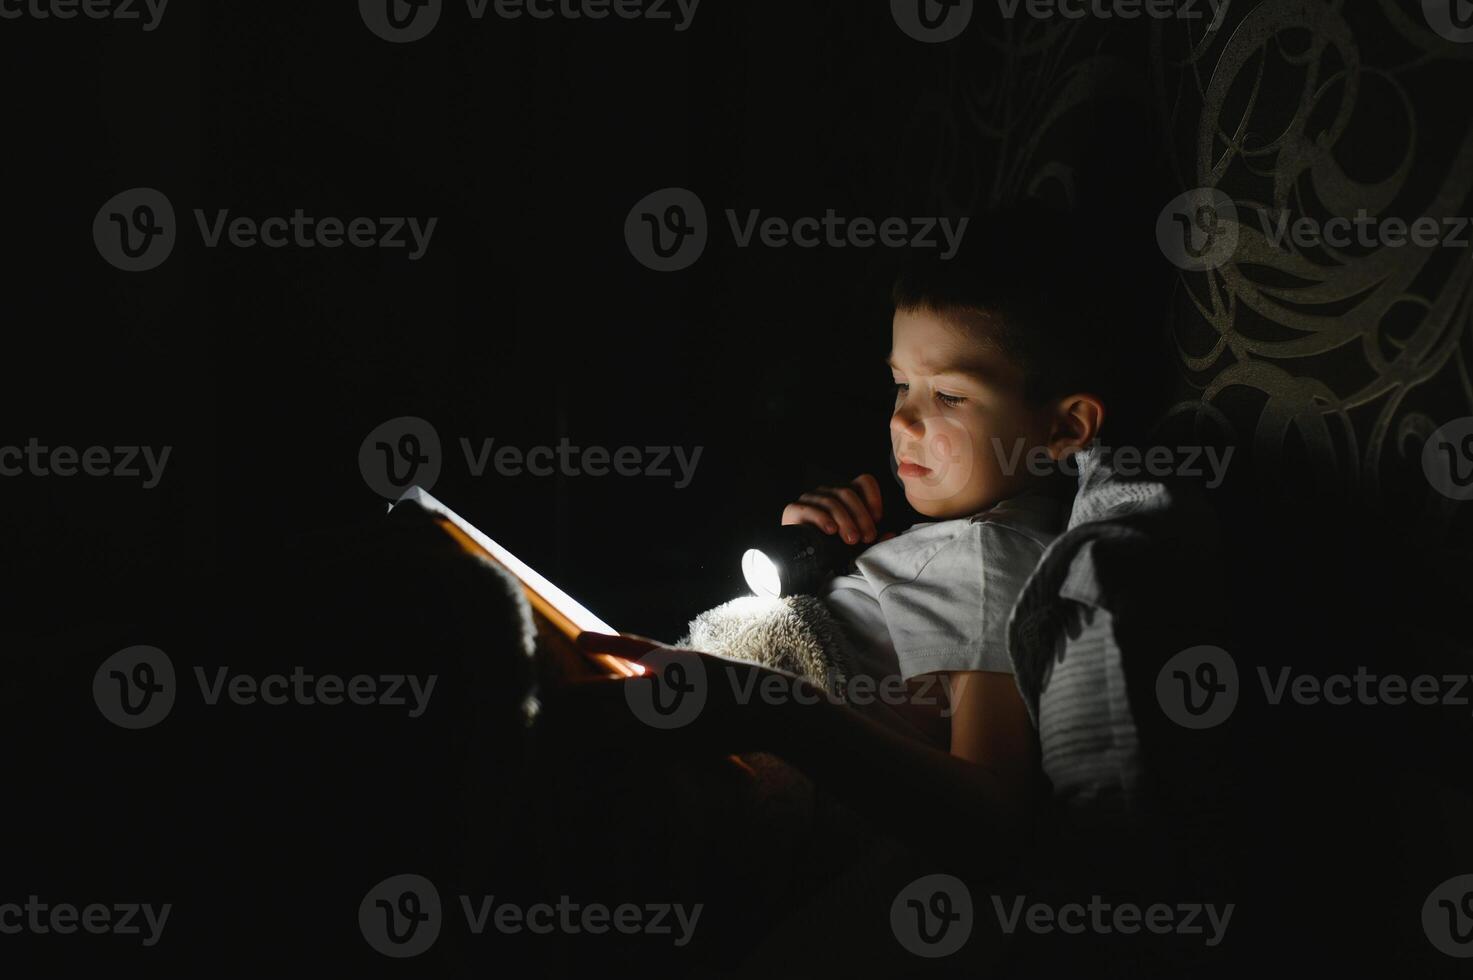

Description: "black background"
4 1 1473 976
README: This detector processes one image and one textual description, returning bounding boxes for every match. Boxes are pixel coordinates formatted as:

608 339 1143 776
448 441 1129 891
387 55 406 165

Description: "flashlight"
741 524 868 598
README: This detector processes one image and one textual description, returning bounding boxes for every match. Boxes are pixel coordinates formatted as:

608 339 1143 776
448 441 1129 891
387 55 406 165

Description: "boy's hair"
891 204 1171 445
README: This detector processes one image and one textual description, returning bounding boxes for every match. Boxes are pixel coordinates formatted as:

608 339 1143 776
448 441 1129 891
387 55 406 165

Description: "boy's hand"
780 473 893 545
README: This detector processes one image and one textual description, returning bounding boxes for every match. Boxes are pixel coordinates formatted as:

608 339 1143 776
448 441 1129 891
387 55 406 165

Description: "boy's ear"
1046 393 1105 459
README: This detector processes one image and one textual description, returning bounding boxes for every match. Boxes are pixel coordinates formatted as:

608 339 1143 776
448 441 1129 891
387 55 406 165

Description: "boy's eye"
893 382 964 406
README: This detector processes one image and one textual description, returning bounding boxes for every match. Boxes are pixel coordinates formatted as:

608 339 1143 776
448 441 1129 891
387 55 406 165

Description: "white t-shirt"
822 493 1062 681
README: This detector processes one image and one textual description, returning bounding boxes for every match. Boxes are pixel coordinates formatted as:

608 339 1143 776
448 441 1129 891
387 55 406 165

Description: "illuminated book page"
394 487 639 678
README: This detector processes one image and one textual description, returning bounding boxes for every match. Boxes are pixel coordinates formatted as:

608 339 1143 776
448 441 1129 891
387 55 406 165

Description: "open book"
393 486 641 678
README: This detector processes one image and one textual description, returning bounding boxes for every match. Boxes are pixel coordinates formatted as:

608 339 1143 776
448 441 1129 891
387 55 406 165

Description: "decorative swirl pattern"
904 0 1473 532
1155 0 1473 522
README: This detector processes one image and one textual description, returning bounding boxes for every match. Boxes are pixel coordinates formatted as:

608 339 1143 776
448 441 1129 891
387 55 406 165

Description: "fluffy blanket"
676 593 855 697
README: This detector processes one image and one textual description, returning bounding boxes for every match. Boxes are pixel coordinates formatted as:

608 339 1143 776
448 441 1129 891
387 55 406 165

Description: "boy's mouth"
897 458 932 478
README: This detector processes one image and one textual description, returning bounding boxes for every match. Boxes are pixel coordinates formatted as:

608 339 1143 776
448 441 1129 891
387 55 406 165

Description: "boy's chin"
903 487 974 520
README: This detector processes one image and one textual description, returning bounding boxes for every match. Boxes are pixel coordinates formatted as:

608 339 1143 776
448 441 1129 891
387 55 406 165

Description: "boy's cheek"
905 420 1023 515
899 430 970 504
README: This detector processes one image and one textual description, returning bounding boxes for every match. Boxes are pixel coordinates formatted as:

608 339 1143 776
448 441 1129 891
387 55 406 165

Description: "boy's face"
889 307 1053 519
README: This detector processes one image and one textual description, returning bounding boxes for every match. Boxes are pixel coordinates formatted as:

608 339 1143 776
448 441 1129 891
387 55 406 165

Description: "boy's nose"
890 409 924 439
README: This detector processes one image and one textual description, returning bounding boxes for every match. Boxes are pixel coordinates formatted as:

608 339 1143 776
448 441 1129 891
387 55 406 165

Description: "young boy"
566 208 1156 849
779 214 1117 801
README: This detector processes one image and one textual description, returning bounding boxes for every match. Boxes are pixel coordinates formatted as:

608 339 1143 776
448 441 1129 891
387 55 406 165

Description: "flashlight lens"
741 548 783 598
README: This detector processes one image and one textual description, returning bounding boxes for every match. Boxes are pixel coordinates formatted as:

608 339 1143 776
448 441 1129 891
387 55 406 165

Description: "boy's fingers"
799 491 860 544
781 502 839 534
824 485 877 543
795 494 852 539
851 473 884 522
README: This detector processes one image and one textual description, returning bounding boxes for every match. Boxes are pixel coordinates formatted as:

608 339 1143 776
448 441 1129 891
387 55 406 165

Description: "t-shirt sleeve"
880 522 1046 679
